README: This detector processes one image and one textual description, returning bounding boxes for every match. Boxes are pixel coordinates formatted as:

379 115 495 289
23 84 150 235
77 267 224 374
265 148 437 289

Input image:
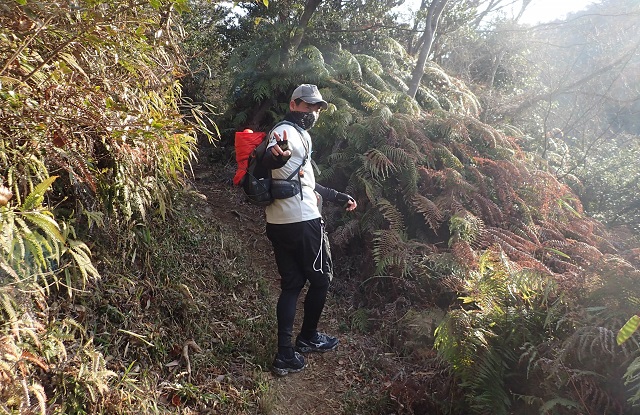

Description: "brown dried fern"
411 194 444 233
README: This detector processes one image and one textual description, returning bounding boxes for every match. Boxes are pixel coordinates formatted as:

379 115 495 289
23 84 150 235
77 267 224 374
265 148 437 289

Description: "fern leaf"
21 176 58 210
539 397 579 413
22 211 64 243
372 229 408 274
66 239 100 281
14 216 49 267
364 148 396 180
23 231 48 268
618 315 640 345
411 194 443 232
433 145 463 170
375 198 405 231
380 145 413 167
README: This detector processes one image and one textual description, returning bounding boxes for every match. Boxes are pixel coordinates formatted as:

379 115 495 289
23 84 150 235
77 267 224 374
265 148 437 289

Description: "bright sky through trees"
517 0 598 24
395 0 598 24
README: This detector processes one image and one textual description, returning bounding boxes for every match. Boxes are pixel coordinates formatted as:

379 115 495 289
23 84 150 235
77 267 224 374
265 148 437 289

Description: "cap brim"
303 99 328 110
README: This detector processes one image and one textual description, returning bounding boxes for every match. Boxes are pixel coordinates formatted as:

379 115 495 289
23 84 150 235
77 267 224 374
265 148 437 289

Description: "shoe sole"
271 365 305 377
295 343 338 353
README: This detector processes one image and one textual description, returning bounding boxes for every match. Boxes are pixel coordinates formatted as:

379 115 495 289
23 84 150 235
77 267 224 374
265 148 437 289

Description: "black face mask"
290 111 318 130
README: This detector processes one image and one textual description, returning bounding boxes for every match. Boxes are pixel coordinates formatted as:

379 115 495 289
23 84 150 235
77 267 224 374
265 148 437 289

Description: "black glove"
335 192 355 208
275 139 289 152
274 139 289 164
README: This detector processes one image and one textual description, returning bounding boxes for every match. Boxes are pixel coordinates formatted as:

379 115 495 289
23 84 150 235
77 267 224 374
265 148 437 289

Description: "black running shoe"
295 332 339 353
271 351 305 376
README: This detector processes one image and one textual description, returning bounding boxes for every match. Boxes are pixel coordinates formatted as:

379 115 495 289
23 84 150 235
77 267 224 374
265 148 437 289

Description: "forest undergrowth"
4 1 640 413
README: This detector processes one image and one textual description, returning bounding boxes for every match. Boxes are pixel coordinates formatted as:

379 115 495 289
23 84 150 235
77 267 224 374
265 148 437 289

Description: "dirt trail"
191 149 385 415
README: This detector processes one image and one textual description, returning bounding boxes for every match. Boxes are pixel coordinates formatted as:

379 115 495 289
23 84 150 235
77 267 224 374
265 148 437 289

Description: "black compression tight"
266 218 331 354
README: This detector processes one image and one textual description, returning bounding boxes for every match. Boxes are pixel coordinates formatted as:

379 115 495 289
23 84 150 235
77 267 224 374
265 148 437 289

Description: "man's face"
290 99 324 115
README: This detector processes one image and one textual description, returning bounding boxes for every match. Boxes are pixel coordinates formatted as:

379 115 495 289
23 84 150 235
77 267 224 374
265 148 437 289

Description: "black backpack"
241 121 307 206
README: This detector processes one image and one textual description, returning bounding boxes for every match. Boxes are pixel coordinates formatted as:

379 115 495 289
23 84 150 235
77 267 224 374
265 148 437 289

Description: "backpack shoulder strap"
276 120 306 137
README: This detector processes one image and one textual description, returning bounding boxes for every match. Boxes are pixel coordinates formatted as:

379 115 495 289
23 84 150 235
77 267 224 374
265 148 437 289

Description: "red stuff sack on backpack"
233 129 267 186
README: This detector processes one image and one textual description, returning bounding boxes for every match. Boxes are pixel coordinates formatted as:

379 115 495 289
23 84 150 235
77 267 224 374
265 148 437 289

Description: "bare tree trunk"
408 0 429 56
480 49 505 123
286 0 322 59
407 0 449 99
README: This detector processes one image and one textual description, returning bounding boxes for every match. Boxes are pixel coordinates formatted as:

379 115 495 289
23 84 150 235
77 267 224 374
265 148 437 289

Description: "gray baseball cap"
291 84 328 110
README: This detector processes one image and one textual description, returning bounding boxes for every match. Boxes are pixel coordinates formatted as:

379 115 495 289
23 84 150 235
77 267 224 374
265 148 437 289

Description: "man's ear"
289 100 296 111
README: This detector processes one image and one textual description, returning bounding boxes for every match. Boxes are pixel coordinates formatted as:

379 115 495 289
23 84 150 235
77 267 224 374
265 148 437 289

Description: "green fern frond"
232 111 249 127
21 176 58 211
433 145 464 170
444 168 476 193
354 84 382 112
449 212 484 246
624 356 640 405
355 54 383 76
334 49 363 81
0 289 19 322
254 79 271 102
385 73 409 93
437 117 470 143
332 219 360 247
66 239 100 283
466 118 500 148
539 397 580 413
327 151 354 164
14 214 54 267
398 162 419 195
460 90 481 116
379 37 406 59
22 230 49 269
22 211 64 245
302 45 326 65
423 63 454 88
438 95 455 112
353 169 381 205
415 86 443 110
434 309 479 368
364 71 389 93
380 145 413 167
465 348 511 415
347 123 374 152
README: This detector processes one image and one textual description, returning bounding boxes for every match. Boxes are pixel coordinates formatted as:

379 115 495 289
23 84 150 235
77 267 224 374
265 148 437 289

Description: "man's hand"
344 198 357 211
271 130 291 158
335 192 357 211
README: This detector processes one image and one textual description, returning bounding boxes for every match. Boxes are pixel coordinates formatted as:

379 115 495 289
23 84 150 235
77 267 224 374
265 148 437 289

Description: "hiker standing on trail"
261 84 357 376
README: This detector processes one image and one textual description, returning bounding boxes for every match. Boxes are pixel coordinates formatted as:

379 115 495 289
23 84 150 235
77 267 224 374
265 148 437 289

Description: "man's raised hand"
271 130 291 157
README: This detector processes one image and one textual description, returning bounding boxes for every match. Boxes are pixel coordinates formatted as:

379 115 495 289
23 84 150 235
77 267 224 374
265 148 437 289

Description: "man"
262 84 357 376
